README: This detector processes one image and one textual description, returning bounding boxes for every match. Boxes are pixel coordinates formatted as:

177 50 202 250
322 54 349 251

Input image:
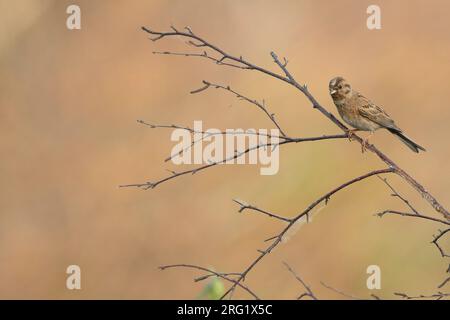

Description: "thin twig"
138 25 450 300
320 281 364 300
219 168 394 299
233 199 291 223
432 229 450 258
153 51 251 70
159 264 259 299
376 210 450 226
377 176 419 214
120 134 346 189
283 262 317 300
196 80 287 137
394 292 450 300
136 119 288 163
376 178 450 260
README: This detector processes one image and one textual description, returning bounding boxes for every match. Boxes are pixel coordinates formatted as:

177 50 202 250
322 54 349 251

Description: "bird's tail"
387 128 426 153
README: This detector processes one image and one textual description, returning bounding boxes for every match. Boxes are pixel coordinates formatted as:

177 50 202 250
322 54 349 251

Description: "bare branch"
320 281 364 300
376 177 450 260
268 51 449 221
198 80 287 137
438 276 450 289
153 50 251 70
377 176 419 214
219 168 394 299
190 81 210 94
141 26 286 80
159 264 259 299
120 140 284 189
137 25 450 300
432 229 450 258
135 119 289 163
375 210 450 226
394 291 450 300
120 133 347 190
233 199 291 223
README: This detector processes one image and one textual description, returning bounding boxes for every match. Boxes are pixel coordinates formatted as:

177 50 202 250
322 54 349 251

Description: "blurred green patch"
197 277 225 300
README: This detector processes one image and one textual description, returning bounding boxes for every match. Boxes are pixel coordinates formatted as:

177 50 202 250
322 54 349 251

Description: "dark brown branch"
137 119 281 139
320 281 364 300
141 25 449 221
267 52 449 221
377 176 419 215
375 177 450 260
283 262 317 300
135 119 288 163
438 276 450 289
196 80 287 136
194 272 242 282
432 229 450 258
120 140 283 189
153 51 251 70
141 26 289 81
233 199 291 223
159 264 259 299
219 168 394 299
437 264 450 289
119 134 347 189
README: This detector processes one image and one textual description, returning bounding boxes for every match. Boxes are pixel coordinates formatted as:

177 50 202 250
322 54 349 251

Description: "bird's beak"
330 89 337 95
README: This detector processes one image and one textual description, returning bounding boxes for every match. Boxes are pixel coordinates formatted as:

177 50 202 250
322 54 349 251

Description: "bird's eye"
338 85 342 89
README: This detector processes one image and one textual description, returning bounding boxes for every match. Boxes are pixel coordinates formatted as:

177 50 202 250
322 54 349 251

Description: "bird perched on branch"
329 77 426 153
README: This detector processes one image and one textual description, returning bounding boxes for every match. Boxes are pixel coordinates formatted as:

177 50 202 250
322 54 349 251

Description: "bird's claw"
346 129 358 142
361 138 371 153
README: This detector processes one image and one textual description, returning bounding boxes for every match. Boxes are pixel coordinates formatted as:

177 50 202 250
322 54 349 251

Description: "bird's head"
329 77 352 100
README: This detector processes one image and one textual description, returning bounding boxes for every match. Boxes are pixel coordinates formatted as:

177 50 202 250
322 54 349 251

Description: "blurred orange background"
0 0 449 299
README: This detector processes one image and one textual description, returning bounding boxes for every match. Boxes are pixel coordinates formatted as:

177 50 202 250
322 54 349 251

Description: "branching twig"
219 168 394 299
159 264 259 299
283 262 317 300
233 199 291 223
136 25 450 300
376 210 450 226
394 292 450 300
320 281 364 300
432 229 450 258
376 177 450 291
153 50 252 70
377 176 419 215
136 119 288 163
195 80 287 136
120 134 346 189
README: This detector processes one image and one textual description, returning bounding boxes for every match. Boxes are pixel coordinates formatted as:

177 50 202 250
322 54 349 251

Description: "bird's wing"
356 93 401 131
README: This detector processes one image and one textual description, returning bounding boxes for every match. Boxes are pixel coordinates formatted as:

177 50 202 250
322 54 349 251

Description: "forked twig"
159 264 258 299
283 262 317 300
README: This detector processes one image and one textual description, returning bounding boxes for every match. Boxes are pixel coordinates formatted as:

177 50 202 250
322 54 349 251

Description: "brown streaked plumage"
329 77 425 153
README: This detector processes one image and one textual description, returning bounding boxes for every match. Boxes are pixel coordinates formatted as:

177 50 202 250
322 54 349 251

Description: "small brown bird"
329 77 426 153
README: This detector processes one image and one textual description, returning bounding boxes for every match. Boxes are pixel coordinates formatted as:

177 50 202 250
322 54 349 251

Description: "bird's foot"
361 137 373 153
360 132 374 153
